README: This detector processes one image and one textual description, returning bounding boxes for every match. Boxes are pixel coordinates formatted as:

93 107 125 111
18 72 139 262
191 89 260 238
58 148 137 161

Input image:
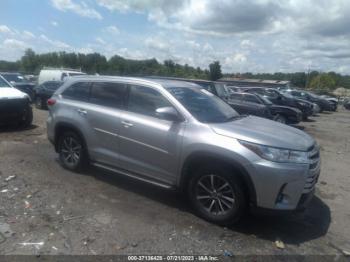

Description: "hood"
210 115 314 151
0 87 28 99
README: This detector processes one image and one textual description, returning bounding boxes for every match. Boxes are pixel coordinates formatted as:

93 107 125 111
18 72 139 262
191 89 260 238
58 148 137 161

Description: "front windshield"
215 83 229 98
0 77 12 88
1 73 27 83
166 86 239 123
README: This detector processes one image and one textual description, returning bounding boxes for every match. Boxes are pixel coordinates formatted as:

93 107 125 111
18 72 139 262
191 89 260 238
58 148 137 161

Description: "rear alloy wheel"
274 114 287 124
58 132 87 172
188 166 246 225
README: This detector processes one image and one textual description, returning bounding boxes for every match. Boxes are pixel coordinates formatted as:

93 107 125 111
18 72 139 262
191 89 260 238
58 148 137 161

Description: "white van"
38 68 86 85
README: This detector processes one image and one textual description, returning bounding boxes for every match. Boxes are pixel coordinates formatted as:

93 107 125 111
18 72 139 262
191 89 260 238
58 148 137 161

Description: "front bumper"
246 145 320 211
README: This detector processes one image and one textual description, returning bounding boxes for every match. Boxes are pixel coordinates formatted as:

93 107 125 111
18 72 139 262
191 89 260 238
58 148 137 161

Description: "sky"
0 0 350 74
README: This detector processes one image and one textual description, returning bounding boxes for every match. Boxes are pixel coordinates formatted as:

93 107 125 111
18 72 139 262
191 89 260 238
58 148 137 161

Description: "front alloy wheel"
196 175 235 215
58 132 86 171
188 166 246 225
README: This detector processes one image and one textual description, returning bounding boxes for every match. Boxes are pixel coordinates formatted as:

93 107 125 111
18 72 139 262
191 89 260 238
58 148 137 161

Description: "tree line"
0 49 349 91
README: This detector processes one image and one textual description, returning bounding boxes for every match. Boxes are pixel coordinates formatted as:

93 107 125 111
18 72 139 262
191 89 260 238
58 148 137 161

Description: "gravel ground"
0 108 349 256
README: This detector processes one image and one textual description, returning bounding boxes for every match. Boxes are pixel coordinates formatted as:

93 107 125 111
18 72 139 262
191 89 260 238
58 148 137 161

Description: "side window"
230 93 242 101
243 94 259 103
62 82 90 101
127 85 173 118
90 82 127 109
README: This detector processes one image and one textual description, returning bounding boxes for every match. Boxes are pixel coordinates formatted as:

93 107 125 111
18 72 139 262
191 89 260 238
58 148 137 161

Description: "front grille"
303 144 320 193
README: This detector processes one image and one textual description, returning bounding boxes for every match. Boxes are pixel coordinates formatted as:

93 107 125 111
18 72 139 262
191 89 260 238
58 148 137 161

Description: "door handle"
77 109 87 115
121 121 134 128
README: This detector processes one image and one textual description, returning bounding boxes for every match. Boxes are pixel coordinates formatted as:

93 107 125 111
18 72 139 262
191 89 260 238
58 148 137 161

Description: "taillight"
47 98 56 106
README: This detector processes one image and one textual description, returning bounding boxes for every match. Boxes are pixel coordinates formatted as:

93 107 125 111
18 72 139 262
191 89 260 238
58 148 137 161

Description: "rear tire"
58 131 88 172
188 164 247 225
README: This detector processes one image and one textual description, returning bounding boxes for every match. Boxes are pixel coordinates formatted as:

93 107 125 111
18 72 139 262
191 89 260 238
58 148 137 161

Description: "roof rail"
42 66 82 72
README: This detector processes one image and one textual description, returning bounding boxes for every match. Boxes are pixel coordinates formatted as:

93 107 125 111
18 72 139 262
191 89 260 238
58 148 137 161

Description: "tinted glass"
0 77 11 88
242 94 259 103
194 82 216 94
62 82 90 101
215 83 229 98
230 93 243 100
128 85 173 118
257 95 273 105
44 81 62 90
90 82 127 109
1 73 27 83
167 86 239 123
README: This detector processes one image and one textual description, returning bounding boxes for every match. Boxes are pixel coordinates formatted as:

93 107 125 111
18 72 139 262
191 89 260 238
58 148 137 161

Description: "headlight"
297 102 307 107
239 140 309 164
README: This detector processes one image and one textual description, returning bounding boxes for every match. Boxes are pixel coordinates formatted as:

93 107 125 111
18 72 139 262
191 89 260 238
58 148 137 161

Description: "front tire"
21 106 33 128
188 165 246 225
58 131 87 172
273 114 287 124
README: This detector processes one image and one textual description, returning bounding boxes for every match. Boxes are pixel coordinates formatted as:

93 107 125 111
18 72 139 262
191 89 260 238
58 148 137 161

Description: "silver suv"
47 76 320 224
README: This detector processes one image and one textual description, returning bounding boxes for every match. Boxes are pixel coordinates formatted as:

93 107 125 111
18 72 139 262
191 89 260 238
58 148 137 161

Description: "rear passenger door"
118 84 184 185
84 81 127 166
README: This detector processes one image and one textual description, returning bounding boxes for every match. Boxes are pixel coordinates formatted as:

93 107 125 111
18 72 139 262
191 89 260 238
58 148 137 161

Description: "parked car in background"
283 90 334 112
33 81 63 109
344 99 350 110
146 77 231 102
240 87 314 120
0 75 33 127
24 74 38 84
0 72 35 100
47 76 320 224
320 95 338 111
38 68 86 85
229 92 302 124
228 92 274 119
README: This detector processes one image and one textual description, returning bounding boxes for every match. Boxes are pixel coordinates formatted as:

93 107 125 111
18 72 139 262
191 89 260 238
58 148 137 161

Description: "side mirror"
155 107 181 122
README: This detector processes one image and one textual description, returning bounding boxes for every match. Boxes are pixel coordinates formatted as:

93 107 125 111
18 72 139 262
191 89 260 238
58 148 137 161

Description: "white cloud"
3 39 27 49
0 25 12 34
40 34 70 49
51 21 59 27
103 25 119 35
51 0 102 20
95 37 106 44
145 37 170 52
23 31 35 39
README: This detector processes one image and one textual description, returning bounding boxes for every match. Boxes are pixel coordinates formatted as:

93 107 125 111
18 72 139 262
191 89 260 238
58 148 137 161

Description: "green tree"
209 61 222 81
21 48 39 73
309 73 337 91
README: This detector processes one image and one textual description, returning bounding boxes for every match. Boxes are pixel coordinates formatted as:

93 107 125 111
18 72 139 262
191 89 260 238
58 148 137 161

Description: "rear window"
90 82 127 109
44 81 62 90
62 82 90 101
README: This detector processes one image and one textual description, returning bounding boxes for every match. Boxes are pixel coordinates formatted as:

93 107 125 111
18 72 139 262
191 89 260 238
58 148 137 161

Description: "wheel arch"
179 151 257 207
54 122 88 154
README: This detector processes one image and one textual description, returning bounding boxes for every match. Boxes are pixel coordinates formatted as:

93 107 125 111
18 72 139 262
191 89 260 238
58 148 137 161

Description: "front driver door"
118 84 185 185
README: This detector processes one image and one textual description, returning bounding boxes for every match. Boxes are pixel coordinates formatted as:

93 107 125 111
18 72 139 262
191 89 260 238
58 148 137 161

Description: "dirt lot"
0 108 349 256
